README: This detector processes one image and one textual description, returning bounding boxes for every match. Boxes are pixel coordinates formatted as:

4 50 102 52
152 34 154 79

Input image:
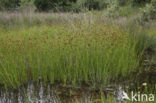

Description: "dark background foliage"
0 0 154 11
0 0 20 10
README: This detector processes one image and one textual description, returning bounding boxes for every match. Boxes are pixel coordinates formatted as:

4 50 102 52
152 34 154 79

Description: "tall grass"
0 12 154 88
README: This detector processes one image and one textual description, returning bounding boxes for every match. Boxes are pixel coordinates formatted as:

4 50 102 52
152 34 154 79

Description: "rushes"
0 18 152 88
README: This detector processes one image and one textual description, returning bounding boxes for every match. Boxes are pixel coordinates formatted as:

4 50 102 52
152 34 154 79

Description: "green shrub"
140 0 156 21
105 0 120 17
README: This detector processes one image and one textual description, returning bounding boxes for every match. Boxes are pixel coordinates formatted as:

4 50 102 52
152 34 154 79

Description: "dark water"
0 71 156 103
1 81 156 103
0 82 58 103
0 81 129 103
0 81 98 103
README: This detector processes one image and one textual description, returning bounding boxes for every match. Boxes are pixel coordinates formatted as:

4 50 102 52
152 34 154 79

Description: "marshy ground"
0 12 156 103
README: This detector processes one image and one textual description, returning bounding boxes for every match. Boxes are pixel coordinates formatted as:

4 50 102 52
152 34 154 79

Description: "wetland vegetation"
0 0 156 102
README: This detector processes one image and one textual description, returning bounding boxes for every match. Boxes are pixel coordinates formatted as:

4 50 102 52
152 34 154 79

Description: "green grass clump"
0 23 150 88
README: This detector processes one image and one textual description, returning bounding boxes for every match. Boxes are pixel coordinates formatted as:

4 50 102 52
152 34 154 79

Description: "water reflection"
0 81 59 103
0 82 130 103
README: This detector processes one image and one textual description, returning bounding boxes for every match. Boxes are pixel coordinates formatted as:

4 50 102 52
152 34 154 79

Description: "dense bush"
34 0 51 11
76 0 107 10
105 0 119 17
34 0 76 11
0 0 20 10
20 0 35 7
140 0 156 21
132 0 151 6
0 0 153 11
0 0 155 14
33 0 107 12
